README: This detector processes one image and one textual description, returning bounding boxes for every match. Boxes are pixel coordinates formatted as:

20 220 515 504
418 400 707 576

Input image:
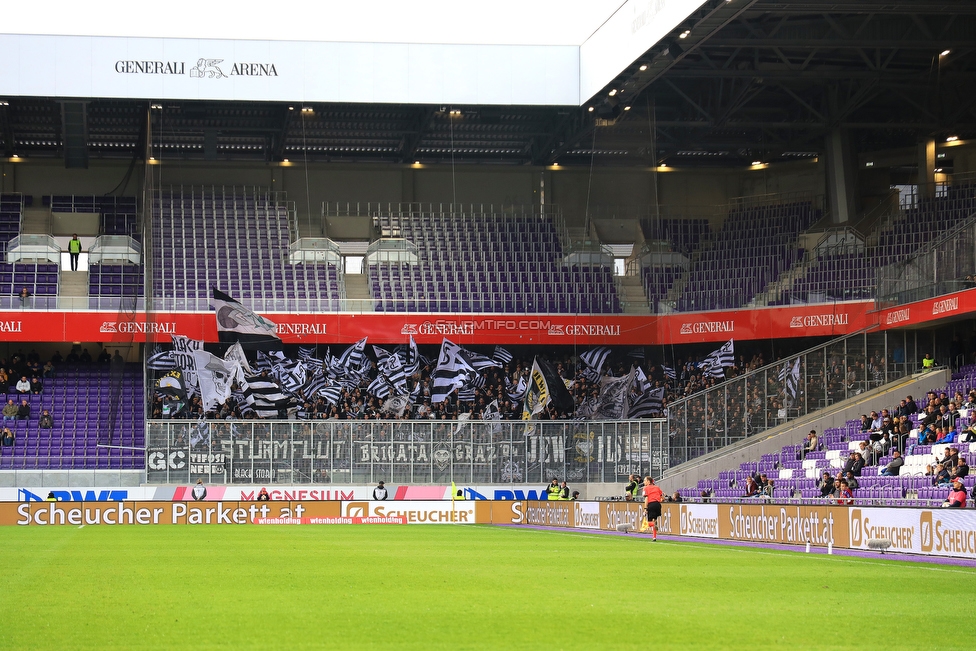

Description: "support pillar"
825 127 856 224
917 138 936 200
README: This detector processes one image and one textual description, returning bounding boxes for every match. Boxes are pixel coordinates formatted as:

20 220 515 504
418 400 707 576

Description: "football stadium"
2 1 976 648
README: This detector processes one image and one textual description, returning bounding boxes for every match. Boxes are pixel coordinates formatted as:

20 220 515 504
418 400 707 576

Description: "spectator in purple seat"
904 395 919 415
949 456 969 479
932 464 952 487
856 440 874 465
943 477 967 508
895 399 912 418
742 475 759 497
14 375 30 394
29 376 42 394
16 398 30 421
2 399 18 423
937 446 957 470
18 286 31 306
917 424 938 445
843 471 859 491
936 427 956 444
38 409 53 429
835 480 853 505
818 471 835 498
920 405 939 430
801 430 818 458
881 450 904 476
869 411 883 432
1 425 13 446
42 360 55 378
859 414 871 433
841 452 858 476
0 367 8 393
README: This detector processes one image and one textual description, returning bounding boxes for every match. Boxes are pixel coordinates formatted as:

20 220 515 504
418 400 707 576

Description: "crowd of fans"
726 388 973 507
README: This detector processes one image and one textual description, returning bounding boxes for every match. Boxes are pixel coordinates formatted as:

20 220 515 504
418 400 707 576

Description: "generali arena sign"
0 301 877 345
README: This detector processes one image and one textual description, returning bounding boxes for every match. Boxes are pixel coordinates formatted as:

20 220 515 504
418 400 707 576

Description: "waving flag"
211 288 281 350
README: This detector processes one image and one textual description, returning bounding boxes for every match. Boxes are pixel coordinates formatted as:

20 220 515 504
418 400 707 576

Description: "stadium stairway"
657 367 951 495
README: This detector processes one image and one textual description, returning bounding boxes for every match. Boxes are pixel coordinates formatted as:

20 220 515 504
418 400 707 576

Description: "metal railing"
877 211 976 307
666 329 928 468
145 419 668 485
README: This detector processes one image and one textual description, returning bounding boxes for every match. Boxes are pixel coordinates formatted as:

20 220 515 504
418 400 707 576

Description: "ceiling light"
414 161 420 165
940 49 951 57
679 30 691 39
0 101 9 106
608 89 617 97
639 65 647 71
865 161 874 167
150 103 162 110
935 168 944 173
282 158 289 162
288 106 294 111
623 106 631 111
658 163 667 169
947 135 959 142
587 107 594 112
752 161 762 166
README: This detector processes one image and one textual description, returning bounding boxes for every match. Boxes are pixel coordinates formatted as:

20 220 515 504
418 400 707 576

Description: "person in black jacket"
818 471 835 498
16 399 30 421
372 481 388 500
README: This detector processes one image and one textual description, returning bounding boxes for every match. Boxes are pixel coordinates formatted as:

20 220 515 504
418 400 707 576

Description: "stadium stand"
677 201 819 311
369 209 621 313
680 365 976 507
150 187 343 312
0 362 144 470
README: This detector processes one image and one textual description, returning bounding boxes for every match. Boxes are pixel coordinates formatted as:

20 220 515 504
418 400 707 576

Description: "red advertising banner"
879 287 976 330
0 301 880 345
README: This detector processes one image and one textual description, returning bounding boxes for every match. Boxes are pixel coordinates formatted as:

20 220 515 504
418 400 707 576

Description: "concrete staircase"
616 274 650 314
342 273 373 312
21 207 52 234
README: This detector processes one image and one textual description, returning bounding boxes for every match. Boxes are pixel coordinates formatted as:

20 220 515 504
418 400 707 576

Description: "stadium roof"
1 0 974 168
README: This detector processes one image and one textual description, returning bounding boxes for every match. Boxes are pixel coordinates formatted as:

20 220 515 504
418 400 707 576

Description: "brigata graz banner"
0 301 876 345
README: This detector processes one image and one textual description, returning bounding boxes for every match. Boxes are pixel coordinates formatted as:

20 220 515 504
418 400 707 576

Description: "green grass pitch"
2 524 975 650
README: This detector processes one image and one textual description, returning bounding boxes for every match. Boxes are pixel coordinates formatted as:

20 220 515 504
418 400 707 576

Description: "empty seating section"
89 263 145 304
0 364 144 470
0 193 25 254
369 212 620 313
677 202 818 311
150 188 342 311
642 265 683 309
0 262 60 299
683 366 976 505
781 182 976 304
640 218 709 255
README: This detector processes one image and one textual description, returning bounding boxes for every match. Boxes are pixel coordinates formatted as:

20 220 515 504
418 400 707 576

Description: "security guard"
625 474 641 501
546 479 561 500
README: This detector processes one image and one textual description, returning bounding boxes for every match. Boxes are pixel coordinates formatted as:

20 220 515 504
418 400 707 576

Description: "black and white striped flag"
629 387 665 419
431 339 479 403
580 347 611 375
662 365 676 381
492 346 513 365
336 337 368 372
242 374 293 418
146 345 177 371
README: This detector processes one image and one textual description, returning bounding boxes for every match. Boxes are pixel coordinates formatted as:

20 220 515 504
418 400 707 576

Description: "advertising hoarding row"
0 301 875 345
3 498 972 560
